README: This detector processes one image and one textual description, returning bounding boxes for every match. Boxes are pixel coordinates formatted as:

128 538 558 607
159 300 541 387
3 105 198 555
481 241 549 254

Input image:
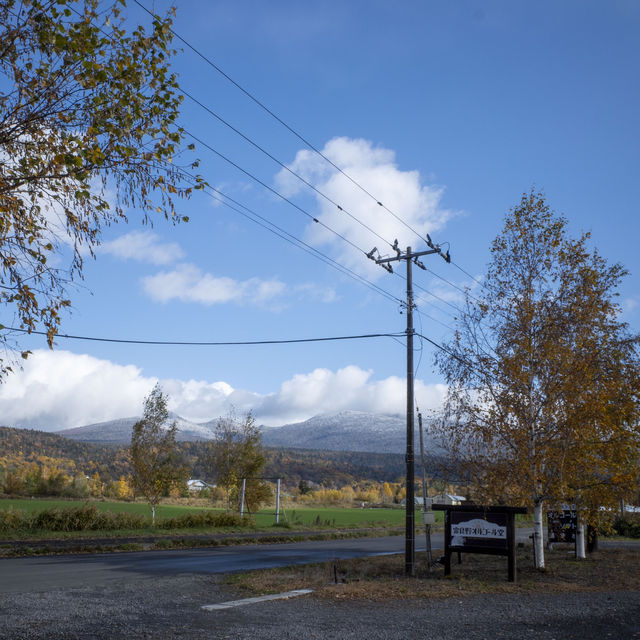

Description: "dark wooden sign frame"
432 504 528 582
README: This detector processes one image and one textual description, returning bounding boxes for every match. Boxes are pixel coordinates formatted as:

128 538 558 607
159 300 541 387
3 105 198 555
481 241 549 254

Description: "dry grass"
225 546 640 601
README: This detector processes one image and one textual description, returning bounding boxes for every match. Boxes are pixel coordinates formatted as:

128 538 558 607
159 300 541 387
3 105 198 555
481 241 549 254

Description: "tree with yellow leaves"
436 191 640 569
130 385 187 524
0 0 203 379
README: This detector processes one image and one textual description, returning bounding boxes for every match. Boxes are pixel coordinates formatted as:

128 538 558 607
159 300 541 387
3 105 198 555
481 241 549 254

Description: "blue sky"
2 0 639 430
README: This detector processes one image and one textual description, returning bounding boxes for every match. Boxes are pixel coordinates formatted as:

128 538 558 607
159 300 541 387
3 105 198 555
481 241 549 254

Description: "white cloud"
0 350 447 430
100 230 184 265
0 350 156 429
257 366 447 424
141 263 286 306
293 283 339 303
275 137 454 278
623 297 639 313
141 263 337 308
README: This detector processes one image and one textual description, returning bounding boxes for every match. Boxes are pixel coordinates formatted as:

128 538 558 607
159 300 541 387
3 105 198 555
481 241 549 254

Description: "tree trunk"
576 522 586 559
151 502 156 526
533 501 546 569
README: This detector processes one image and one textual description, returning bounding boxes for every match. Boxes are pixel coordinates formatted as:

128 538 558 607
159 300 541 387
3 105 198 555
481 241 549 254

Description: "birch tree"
436 191 640 568
130 384 186 524
206 411 270 513
0 0 202 379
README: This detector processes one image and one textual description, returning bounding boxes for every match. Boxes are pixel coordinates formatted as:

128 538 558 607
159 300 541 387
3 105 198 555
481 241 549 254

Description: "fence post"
239 478 246 517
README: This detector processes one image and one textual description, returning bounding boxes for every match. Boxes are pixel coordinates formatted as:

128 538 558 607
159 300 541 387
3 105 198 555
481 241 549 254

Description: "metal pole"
275 478 281 524
418 411 433 571
239 478 246 517
405 247 415 577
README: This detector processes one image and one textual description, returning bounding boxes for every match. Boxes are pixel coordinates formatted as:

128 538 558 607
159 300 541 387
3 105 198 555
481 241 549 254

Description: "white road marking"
201 589 314 611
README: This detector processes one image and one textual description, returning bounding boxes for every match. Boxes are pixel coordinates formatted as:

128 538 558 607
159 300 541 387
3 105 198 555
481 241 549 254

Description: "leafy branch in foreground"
0 0 204 378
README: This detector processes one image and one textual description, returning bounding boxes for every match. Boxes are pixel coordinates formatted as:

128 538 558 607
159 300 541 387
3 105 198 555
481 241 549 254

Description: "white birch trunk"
576 523 586 559
533 501 546 569
151 502 156 526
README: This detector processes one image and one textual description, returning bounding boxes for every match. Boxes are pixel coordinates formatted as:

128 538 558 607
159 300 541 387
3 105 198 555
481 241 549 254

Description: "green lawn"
0 498 418 530
0 498 208 520
270 506 430 528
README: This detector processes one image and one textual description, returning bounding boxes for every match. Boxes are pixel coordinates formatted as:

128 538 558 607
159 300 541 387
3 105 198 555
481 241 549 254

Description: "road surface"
0 534 446 594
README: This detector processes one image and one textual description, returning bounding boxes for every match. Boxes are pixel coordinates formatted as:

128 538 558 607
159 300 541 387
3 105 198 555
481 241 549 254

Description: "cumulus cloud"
257 366 447 424
141 263 337 308
275 137 453 278
0 350 155 429
100 230 185 265
141 264 287 306
0 350 447 430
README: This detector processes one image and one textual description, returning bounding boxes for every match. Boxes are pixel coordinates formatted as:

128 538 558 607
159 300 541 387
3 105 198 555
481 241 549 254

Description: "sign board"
547 507 577 543
422 511 435 525
449 512 508 550
433 504 527 582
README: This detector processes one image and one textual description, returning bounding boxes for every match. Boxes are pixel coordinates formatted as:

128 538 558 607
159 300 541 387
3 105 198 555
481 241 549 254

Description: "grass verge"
225 546 640 600
0 528 401 557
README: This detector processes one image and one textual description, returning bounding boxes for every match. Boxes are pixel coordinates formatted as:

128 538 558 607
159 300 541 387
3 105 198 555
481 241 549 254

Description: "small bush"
154 538 174 549
0 504 147 532
0 506 30 532
31 504 147 532
613 515 640 538
157 510 251 530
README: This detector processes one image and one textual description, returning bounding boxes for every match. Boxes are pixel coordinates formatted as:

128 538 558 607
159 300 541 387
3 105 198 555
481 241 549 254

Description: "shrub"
613 515 640 538
157 510 251 530
0 504 147 532
0 506 30 532
32 504 107 531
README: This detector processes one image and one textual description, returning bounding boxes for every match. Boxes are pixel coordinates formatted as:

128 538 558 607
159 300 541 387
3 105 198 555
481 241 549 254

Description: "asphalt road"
0 534 446 594
1 531 638 640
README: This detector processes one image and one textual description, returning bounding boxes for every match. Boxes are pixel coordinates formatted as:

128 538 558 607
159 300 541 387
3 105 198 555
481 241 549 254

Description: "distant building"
187 479 215 493
432 493 465 506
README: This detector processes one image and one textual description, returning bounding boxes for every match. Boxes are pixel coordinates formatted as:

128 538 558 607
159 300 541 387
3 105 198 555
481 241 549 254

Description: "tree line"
1 414 428 507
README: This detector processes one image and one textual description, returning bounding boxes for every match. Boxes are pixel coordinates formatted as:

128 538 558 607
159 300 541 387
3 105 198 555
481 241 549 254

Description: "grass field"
0 498 417 533
227 546 640 600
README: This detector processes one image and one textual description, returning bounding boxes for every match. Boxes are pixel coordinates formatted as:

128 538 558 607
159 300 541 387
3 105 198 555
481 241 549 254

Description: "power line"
183 129 368 258
133 3 474 319
414 308 456 332
63 4 386 271
450 260 486 290
133 0 428 245
396 272 464 318
7 327 405 346
67 1 473 319
180 89 395 250
173 167 404 307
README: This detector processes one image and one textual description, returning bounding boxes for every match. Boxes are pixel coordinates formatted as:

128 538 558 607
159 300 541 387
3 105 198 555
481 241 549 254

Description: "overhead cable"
132 0 428 245
7 327 406 346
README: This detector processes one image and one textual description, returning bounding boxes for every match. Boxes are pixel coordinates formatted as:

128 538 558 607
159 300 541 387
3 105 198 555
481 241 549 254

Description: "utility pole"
367 236 450 577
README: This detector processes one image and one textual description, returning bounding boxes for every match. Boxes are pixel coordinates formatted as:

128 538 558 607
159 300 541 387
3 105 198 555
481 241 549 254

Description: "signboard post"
433 504 527 582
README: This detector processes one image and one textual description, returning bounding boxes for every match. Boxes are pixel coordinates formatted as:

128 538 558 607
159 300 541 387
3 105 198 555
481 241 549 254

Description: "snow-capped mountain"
260 410 444 454
55 412 217 444
55 410 443 455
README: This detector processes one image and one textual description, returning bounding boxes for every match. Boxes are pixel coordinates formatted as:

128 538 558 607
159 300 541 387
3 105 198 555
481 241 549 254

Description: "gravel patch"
1 573 639 639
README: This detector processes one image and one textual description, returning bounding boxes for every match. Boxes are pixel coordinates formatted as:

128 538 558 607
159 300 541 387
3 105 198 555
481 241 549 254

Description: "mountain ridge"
54 410 442 454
